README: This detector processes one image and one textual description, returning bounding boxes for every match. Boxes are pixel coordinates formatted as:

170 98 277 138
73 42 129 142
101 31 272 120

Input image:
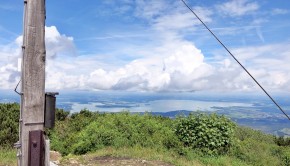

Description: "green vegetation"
175 113 236 155
0 103 18 166
275 136 290 146
0 148 17 166
0 103 19 148
47 110 175 155
1 103 290 165
59 146 203 166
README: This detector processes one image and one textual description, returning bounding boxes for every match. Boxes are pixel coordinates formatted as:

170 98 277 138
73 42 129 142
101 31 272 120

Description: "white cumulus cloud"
69 41 212 92
45 26 76 59
0 26 76 89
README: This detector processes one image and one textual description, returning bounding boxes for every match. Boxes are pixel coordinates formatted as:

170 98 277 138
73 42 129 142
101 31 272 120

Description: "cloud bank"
44 26 290 92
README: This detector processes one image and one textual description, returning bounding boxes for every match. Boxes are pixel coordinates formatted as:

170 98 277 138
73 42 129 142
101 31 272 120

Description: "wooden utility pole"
19 0 46 165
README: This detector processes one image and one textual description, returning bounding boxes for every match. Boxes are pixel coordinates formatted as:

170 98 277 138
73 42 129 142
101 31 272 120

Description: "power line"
180 0 290 120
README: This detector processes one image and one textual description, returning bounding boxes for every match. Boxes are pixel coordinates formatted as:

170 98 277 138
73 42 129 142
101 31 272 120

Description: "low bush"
174 113 236 155
275 136 290 146
235 126 275 143
55 108 69 121
232 126 290 166
69 112 181 155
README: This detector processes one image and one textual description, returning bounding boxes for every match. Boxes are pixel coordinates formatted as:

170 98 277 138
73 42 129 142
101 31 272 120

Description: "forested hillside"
1 103 290 166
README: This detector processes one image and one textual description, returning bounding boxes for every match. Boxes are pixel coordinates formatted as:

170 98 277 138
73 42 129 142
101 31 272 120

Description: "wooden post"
20 0 46 165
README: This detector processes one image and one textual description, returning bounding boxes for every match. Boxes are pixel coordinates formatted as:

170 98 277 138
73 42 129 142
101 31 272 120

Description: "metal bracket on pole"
14 141 21 149
14 141 22 159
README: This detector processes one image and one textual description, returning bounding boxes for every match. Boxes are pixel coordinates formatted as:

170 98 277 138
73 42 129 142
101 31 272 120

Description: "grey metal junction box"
44 92 59 128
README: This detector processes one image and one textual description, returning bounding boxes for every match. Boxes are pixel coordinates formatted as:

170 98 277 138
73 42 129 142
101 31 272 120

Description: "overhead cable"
180 0 290 120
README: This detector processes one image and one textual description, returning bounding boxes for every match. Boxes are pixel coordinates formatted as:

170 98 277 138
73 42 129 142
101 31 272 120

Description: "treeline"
1 103 290 165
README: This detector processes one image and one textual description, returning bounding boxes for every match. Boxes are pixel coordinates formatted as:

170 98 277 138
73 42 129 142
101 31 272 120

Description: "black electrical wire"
180 0 290 120
14 79 22 95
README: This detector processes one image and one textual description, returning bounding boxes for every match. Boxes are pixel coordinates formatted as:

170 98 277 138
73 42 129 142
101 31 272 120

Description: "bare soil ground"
89 155 174 166
51 151 174 166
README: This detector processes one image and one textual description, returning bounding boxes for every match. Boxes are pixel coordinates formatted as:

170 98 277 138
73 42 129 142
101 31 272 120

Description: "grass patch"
59 146 252 166
60 146 203 166
0 148 17 166
196 155 248 166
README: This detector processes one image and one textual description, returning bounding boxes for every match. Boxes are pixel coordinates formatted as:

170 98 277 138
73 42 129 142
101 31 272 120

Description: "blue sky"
1 0 290 93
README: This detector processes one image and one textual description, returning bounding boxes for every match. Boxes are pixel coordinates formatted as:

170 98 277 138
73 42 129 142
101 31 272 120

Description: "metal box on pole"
44 92 59 128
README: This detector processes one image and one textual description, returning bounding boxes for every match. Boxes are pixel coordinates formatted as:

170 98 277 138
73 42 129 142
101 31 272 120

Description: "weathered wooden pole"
19 0 46 165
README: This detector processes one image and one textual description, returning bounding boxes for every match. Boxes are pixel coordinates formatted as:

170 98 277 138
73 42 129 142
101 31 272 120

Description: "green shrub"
231 138 281 165
275 136 290 146
174 113 236 155
48 110 101 155
0 103 19 148
271 147 290 166
55 108 69 121
231 126 290 166
235 126 275 144
62 112 181 155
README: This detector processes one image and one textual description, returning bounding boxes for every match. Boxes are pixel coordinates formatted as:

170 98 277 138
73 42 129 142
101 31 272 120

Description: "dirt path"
50 151 174 166
88 155 174 166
